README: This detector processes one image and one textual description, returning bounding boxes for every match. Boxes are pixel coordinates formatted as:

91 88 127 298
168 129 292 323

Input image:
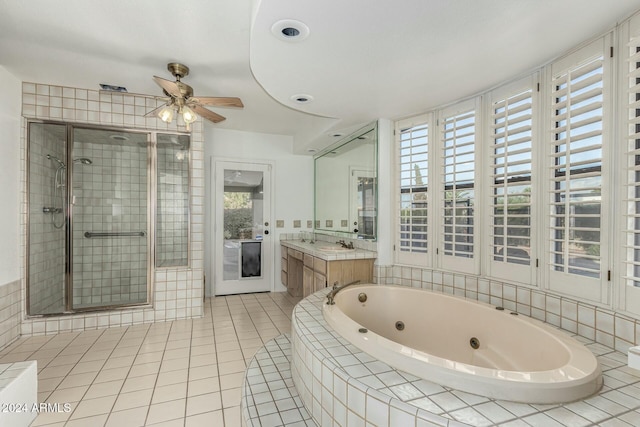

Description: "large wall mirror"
315 122 377 240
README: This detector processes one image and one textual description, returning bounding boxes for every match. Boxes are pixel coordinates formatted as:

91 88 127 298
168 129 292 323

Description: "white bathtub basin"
322 284 602 403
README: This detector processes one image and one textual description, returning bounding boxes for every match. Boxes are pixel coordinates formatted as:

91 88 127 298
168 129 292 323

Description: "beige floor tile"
128 361 161 377
102 354 136 370
189 363 218 379
64 413 109 427
159 357 189 373
94 366 129 383
187 376 220 397
58 372 98 389
185 409 224 427
69 394 117 419
69 359 106 375
220 372 244 391
156 368 188 387
221 387 241 409
151 382 188 404
217 359 246 376
217 349 243 363
189 353 215 367
105 406 149 427
46 385 88 403
38 363 76 379
186 391 222 416
223 406 242 427
145 398 186 425
121 373 158 393
83 379 124 399
113 388 154 412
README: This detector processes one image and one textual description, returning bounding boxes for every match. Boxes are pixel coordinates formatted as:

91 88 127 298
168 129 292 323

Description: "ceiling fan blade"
189 96 244 108
153 76 181 98
191 104 226 123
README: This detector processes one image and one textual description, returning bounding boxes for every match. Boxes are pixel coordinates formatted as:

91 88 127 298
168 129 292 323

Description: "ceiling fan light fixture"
157 105 174 123
181 105 197 124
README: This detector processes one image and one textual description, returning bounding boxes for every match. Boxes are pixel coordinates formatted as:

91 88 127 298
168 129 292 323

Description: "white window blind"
549 41 607 292
490 84 534 279
398 122 429 260
441 107 476 264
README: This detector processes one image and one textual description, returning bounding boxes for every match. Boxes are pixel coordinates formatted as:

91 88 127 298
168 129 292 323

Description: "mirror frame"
313 122 378 241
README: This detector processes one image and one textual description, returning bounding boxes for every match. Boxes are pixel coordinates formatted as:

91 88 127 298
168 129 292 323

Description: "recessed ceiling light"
330 133 344 138
307 148 317 153
271 19 310 42
290 94 314 104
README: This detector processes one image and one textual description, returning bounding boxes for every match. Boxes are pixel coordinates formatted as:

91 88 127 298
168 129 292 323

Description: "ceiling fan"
145 62 243 129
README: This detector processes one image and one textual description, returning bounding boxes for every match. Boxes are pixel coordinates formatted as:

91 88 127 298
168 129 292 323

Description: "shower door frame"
26 120 190 315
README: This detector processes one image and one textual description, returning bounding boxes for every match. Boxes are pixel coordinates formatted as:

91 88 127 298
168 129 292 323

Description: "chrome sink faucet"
336 239 354 249
326 280 361 305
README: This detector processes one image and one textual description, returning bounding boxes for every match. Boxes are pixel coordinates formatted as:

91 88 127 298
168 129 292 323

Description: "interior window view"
4 2 640 427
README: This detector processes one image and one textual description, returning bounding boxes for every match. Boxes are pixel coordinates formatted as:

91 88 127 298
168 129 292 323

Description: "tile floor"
0 292 301 427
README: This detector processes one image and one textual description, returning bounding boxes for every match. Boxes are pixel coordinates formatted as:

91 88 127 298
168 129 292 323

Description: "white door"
214 161 272 295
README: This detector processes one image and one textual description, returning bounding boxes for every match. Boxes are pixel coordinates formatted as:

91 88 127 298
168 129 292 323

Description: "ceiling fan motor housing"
167 62 189 79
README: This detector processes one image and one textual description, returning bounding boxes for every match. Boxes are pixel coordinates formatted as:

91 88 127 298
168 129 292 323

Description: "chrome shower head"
73 158 93 165
46 154 65 169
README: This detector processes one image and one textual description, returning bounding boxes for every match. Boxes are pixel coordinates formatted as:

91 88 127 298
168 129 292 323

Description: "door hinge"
436 248 439 255
393 244 396 251
610 46 614 58
607 270 611 281
535 258 539 267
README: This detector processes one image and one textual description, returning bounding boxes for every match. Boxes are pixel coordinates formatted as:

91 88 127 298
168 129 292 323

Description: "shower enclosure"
27 122 190 315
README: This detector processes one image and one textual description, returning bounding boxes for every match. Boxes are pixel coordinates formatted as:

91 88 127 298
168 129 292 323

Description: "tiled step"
241 334 317 427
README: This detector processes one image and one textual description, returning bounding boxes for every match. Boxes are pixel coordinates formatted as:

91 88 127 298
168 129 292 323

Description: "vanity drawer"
281 257 288 272
288 248 303 260
281 245 288 260
281 270 287 287
314 258 327 275
303 253 314 267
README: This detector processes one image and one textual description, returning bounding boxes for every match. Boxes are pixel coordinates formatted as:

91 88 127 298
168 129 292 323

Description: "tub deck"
287 289 640 427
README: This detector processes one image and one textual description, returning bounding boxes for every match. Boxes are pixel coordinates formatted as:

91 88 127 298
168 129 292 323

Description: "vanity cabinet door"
303 265 314 297
314 271 327 293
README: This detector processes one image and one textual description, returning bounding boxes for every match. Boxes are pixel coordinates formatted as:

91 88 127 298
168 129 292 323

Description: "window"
439 100 479 273
547 37 611 302
397 116 431 265
489 78 536 283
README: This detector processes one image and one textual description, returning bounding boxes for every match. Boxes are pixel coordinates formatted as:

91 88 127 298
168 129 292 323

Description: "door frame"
212 158 275 296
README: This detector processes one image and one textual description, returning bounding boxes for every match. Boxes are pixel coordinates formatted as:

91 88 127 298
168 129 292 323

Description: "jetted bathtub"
322 284 602 403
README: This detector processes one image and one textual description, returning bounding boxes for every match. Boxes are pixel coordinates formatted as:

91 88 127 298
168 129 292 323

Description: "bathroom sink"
316 245 356 253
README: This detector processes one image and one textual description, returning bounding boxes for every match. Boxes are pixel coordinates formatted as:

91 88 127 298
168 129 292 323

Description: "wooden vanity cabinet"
282 243 375 298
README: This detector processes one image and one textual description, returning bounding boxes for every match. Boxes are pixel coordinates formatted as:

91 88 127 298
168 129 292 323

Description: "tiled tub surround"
0 361 38 427
19 82 205 337
242 334 315 427
0 280 21 350
375 265 640 355
292 289 640 427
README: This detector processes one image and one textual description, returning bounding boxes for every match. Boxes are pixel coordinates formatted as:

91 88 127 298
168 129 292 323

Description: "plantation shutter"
397 115 432 266
548 36 611 302
439 99 479 273
488 77 536 284
622 17 640 314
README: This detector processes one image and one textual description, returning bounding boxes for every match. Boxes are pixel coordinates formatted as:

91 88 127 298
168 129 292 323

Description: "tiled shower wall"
19 82 204 337
27 124 65 315
72 139 148 308
0 281 21 350
375 265 640 354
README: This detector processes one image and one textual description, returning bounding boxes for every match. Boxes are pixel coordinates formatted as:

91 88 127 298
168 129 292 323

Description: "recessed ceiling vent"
271 19 310 41
290 94 314 104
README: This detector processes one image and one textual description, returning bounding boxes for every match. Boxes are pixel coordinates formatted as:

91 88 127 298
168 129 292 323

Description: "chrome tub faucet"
326 280 361 305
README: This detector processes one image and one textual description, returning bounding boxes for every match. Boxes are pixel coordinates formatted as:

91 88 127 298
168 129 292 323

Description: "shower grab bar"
84 231 147 238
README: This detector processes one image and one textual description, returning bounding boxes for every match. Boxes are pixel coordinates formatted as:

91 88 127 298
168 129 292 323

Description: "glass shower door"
70 128 150 310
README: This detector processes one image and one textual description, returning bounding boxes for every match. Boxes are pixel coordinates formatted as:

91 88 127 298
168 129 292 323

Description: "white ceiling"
2 0 640 154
